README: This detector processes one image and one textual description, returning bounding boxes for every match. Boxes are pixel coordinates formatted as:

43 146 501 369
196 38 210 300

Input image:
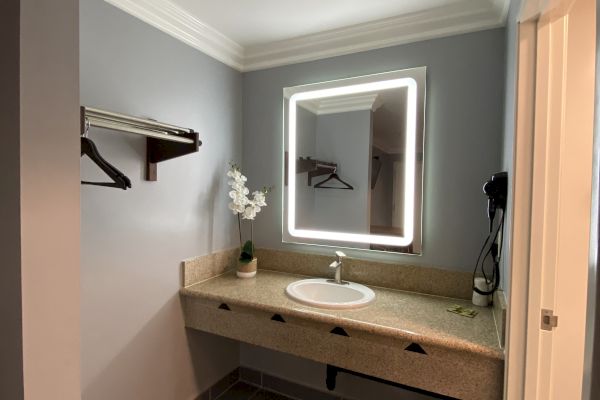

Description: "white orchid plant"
227 162 271 263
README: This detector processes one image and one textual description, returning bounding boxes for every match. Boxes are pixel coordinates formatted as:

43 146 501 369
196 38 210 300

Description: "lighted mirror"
283 68 426 254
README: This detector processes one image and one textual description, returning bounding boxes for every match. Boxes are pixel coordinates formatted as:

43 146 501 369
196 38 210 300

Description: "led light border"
287 77 418 247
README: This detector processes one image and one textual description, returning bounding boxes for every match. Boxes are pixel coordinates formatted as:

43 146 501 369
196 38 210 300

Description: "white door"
506 0 596 399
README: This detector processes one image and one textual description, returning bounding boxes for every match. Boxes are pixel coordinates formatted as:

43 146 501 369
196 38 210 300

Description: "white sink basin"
285 278 375 310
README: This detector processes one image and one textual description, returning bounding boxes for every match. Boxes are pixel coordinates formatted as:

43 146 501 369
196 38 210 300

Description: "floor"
201 366 341 400
205 365 439 400
216 381 292 400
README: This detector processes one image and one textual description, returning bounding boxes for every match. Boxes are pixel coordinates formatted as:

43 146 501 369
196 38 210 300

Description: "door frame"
583 1 600 397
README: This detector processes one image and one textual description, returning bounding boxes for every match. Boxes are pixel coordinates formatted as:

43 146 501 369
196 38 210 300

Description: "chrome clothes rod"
81 106 195 144
80 106 201 182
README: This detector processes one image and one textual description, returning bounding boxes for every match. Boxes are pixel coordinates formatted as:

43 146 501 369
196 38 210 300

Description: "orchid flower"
227 162 272 263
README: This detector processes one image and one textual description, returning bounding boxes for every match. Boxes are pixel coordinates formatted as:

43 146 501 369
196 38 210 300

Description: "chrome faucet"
329 251 348 285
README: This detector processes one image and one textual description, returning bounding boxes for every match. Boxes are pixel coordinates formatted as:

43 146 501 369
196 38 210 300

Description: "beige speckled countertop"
181 270 503 360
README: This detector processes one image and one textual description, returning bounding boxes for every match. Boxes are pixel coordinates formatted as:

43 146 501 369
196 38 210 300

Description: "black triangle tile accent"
330 327 350 337
271 314 286 323
404 342 427 355
218 303 231 311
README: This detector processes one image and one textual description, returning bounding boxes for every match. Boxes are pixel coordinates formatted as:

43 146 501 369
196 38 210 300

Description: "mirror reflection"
284 68 425 254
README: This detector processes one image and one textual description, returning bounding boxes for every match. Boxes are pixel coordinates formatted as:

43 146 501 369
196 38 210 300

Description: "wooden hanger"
81 137 132 190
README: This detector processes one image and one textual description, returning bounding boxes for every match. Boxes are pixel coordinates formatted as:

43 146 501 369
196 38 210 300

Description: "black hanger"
314 170 354 190
81 137 132 190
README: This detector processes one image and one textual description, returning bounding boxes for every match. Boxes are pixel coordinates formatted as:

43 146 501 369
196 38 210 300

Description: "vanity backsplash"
183 247 473 299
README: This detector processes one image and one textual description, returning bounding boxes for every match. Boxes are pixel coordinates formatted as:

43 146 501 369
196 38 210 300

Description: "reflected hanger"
314 168 354 190
81 136 132 190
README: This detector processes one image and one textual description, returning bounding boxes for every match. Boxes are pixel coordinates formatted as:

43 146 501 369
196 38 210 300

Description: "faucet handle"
330 251 346 268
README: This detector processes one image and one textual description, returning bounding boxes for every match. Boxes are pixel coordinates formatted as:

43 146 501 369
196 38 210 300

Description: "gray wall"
243 28 506 271
500 0 523 293
80 1 241 399
314 110 372 233
0 1 23 398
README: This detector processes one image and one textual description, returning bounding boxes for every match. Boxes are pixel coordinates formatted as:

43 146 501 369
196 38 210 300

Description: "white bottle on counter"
472 277 492 307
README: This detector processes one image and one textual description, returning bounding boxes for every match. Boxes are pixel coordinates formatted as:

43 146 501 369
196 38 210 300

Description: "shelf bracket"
146 132 201 181
284 152 337 186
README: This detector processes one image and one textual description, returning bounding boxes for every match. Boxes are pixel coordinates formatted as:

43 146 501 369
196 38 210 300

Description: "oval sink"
285 279 375 310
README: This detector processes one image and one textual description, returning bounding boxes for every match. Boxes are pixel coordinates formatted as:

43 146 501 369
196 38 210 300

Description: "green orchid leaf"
239 240 254 262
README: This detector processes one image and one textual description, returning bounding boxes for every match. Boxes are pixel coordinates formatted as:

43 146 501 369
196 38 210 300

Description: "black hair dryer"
483 172 508 230
473 172 508 297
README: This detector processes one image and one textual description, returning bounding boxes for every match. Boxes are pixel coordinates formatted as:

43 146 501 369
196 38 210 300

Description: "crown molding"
103 0 510 72
300 93 382 115
103 0 245 70
490 0 512 21
243 0 508 71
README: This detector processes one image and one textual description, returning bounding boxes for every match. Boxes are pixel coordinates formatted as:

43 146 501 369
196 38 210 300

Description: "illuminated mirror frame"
284 68 426 250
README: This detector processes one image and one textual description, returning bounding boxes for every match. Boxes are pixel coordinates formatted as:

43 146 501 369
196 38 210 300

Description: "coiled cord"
472 209 505 296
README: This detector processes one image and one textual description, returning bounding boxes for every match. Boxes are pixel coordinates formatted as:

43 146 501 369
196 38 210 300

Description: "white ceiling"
104 0 510 71
170 0 464 47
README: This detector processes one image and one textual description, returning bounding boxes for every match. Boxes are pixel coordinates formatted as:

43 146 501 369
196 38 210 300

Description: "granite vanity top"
181 269 503 360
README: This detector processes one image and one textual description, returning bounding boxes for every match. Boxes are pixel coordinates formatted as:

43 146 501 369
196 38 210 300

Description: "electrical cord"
472 210 505 296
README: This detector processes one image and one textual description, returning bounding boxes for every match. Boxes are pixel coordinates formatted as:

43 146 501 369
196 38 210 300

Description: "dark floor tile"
250 389 293 400
216 381 260 400
195 390 209 400
262 374 337 400
240 366 262 386
211 368 240 399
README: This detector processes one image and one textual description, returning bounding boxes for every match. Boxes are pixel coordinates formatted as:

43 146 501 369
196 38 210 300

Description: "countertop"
181 269 503 360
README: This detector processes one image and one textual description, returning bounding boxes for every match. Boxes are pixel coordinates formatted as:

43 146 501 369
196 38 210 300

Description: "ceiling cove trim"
243 1 508 71
300 93 382 115
103 0 510 72
104 0 245 70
